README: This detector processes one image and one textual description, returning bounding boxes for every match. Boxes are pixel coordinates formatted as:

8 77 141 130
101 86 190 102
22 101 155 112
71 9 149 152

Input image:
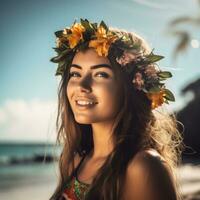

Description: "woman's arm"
122 150 178 200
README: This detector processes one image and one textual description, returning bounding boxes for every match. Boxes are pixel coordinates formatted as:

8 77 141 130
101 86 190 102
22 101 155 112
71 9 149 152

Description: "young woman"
50 19 184 200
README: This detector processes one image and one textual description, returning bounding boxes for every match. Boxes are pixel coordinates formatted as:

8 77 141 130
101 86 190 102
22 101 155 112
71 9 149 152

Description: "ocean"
0 143 61 166
0 143 62 199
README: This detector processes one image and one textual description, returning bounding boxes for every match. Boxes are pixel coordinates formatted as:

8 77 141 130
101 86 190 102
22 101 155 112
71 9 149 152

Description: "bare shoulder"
130 148 169 170
123 149 177 200
127 149 174 183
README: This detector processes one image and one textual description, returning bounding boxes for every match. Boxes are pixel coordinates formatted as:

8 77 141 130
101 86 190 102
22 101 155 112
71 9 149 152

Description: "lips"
74 96 98 109
75 99 98 104
75 101 97 107
75 101 98 110
74 96 98 104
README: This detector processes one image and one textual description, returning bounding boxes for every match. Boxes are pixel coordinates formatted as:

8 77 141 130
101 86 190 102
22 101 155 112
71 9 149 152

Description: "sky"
0 0 199 143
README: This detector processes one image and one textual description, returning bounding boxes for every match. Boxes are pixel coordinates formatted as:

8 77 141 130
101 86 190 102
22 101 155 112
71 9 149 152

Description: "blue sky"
0 0 199 142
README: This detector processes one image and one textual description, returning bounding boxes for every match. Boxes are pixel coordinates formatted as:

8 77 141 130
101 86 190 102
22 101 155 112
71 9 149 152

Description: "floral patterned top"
63 155 90 200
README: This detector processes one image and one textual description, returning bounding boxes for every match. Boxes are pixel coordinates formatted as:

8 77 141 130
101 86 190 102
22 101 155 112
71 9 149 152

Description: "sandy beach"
0 162 58 200
177 164 200 196
0 162 200 200
0 177 56 200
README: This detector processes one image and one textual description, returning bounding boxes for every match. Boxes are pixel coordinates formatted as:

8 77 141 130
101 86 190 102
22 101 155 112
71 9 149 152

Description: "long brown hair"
50 29 184 200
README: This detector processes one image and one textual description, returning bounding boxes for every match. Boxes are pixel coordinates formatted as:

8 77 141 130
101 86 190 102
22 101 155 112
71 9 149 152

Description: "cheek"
98 83 122 108
100 92 121 120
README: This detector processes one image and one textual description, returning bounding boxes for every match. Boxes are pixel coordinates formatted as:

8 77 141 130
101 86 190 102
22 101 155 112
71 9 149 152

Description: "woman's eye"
69 72 80 78
95 72 109 78
69 71 109 79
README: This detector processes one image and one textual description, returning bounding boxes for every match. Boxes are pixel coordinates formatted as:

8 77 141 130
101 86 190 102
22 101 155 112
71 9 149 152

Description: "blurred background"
0 0 200 199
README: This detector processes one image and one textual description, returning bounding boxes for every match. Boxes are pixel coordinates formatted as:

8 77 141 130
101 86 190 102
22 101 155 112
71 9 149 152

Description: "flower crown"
50 18 175 109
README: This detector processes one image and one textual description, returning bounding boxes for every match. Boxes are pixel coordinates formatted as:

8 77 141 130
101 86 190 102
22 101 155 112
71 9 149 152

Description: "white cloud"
0 95 188 143
0 98 58 143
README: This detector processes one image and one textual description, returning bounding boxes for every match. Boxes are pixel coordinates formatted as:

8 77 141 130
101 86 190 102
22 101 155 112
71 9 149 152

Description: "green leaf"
158 82 165 86
50 50 69 63
148 86 160 93
52 47 62 54
100 20 108 32
80 18 94 32
55 65 64 76
78 41 89 50
55 67 63 76
55 59 67 76
82 18 89 23
164 99 169 104
50 56 60 63
91 23 98 30
146 54 165 63
164 89 175 101
130 43 140 50
158 76 167 81
55 30 63 37
51 46 73 63
157 71 172 78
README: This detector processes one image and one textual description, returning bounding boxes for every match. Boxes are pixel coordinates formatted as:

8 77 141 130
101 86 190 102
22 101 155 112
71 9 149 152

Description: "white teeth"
76 100 96 105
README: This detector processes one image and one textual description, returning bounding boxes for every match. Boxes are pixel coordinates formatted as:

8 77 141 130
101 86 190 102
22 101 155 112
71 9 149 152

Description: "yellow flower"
89 26 117 56
65 23 85 48
146 89 166 109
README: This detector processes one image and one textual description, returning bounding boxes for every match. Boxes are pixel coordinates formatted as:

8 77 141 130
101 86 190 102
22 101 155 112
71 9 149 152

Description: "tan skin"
64 48 178 200
67 48 121 158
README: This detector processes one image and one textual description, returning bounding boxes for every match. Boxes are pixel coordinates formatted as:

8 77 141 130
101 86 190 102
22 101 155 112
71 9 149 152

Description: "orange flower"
65 23 85 48
146 89 166 109
89 26 117 56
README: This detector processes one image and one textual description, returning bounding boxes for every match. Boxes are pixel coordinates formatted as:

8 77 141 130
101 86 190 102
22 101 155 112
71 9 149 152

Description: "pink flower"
116 50 142 66
144 65 158 78
132 72 144 90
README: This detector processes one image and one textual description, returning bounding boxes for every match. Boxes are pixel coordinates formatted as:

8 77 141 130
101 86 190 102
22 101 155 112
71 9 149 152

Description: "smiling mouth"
75 100 98 108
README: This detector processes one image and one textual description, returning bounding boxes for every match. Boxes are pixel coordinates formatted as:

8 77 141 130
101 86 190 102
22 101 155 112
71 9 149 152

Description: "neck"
90 120 115 159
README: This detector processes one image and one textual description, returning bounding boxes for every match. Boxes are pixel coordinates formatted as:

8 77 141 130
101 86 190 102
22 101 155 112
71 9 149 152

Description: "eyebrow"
70 64 112 70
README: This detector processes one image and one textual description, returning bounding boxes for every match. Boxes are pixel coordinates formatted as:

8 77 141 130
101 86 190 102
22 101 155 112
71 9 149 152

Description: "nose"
77 73 92 93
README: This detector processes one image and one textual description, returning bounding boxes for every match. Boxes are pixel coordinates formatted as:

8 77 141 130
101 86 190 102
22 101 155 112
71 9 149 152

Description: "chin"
74 116 95 124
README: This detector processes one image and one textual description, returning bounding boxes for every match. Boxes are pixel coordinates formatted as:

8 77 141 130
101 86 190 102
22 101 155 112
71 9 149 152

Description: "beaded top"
63 155 91 200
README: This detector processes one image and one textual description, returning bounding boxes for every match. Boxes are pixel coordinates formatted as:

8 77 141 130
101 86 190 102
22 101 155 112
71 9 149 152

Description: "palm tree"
167 0 200 60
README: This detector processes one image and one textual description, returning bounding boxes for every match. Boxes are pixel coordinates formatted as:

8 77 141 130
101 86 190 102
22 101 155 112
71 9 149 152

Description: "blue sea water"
0 143 61 191
0 143 61 165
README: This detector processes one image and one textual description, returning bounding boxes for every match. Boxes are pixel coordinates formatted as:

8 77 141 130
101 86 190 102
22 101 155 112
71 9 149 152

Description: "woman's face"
66 48 123 124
